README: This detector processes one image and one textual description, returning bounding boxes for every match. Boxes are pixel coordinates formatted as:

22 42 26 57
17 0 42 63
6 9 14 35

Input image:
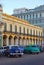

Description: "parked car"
0 47 4 56
42 46 44 52
19 46 24 52
37 45 43 52
3 46 9 55
0 46 9 55
24 45 40 54
4 45 24 57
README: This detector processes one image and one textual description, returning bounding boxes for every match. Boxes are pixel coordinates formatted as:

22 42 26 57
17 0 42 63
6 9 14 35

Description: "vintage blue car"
4 45 24 57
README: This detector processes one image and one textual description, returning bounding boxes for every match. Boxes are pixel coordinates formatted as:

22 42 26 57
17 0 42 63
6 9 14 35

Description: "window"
34 14 36 18
36 20 37 24
20 16 22 19
21 15 22 19
31 14 33 19
28 15 30 20
41 32 42 36
19 26 21 34
36 30 37 35
4 23 7 31
23 27 25 34
37 13 40 18
30 15 31 19
36 14 37 18
30 21 32 24
27 29 29 34
10 24 12 32
40 13 41 18
33 30 35 35
33 14 34 19
18 16 20 18
22 15 24 20
27 15 28 20
39 32 42 36
41 12 44 17
39 31 40 36
15 25 17 33
25 15 27 20
24 15 25 20
30 29 32 35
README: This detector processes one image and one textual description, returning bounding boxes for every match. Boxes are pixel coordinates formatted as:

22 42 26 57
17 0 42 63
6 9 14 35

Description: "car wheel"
7 54 10 57
37 52 39 54
7 53 10 57
24 51 26 54
29 51 32 54
4 53 6 56
19 55 22 57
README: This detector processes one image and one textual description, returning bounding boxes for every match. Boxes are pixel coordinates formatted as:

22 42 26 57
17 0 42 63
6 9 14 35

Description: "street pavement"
0 52 44 65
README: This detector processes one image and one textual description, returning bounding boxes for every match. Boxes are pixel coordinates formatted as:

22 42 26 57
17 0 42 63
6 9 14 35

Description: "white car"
0 47 4 55
0 46 9 56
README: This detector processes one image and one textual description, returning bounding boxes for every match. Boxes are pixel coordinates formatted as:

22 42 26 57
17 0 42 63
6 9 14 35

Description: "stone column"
37 39 39 45
35 39 36 45
15 38 19 45
32 39 33 45
20 39 22 46
29 38 32 45
6 37 9 46
29 38 31 45
23 39 26 46
40 40 42 46
26 39 29 45
11 38 14 45
25 39 27 46
38 39 40 46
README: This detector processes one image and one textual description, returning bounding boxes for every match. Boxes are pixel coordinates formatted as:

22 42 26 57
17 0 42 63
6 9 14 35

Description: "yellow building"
0 5 43 46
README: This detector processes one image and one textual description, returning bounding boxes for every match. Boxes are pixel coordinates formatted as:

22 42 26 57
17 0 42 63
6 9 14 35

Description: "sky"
0 0 44 15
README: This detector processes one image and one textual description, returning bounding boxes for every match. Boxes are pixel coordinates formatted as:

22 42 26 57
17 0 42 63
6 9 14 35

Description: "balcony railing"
3 30 43 38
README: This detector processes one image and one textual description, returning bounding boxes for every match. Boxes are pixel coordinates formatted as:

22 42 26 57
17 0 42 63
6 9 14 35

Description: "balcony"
3 30 43 38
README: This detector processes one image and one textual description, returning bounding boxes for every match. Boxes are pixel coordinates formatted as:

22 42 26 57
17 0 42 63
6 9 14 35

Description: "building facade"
13 5 44 29
13 5 44 44
0 5 43 46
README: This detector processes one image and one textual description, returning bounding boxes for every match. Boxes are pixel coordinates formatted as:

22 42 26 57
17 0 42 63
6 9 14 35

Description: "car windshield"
31 46 37 47
11 46 18 49
19 46 23 48
26 46 29 47
26 45 37 48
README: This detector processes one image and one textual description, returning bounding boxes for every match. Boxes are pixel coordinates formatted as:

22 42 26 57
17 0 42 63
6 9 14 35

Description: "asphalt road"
0 53 44 65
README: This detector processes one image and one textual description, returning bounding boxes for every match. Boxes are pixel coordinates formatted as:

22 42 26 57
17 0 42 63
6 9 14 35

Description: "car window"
4 46 9 49
19 46 23 48
31 46 37 47
0 47 3 49
26 46 29 47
